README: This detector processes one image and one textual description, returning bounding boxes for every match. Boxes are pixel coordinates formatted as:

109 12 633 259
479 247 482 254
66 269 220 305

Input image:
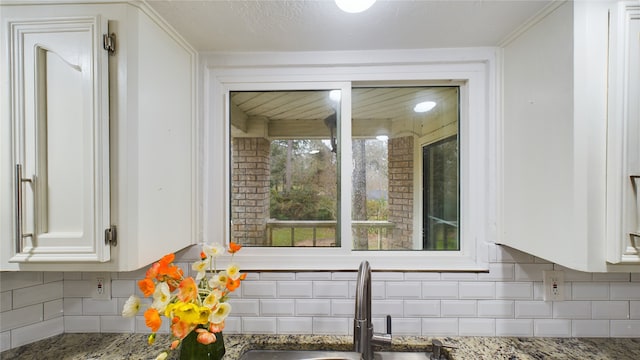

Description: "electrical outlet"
543 270 564 301
91 273 111 300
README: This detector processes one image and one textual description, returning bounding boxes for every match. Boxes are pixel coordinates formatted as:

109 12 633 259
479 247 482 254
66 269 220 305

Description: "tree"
352 139 368 249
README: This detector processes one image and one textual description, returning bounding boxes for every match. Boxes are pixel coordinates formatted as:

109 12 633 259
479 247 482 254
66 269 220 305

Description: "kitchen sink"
239 350 445 360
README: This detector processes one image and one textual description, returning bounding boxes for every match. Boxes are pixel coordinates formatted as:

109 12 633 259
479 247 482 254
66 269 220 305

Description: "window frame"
203 49 495 271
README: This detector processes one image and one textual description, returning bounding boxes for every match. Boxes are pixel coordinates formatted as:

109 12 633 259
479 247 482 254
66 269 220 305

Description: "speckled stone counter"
1 334 639 360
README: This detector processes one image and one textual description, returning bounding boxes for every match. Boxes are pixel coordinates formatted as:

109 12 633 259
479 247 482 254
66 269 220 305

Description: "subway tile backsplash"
2 244 640 351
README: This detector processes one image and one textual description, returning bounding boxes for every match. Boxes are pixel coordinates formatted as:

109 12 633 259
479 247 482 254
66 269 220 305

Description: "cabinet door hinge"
105 225 117 246
103 33 116 55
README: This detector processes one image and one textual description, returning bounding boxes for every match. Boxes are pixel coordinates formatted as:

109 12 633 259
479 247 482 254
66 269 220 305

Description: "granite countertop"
2 333 639 360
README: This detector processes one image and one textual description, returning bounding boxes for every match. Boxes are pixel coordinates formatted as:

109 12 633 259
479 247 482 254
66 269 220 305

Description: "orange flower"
200 251 207 260
145 262 160 279
138 278 155 297
170 340 180 350
178 277 198 302
195 328 217 345
209 321 225 333
144 308 162 332
226 277 241 292
159 253 175 266
171 319 194 339
228 242 242 254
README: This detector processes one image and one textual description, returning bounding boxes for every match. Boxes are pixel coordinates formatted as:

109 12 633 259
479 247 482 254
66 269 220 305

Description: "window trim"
203 49 495 271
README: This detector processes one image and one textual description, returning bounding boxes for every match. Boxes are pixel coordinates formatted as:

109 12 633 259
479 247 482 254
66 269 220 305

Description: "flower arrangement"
122 242 245 360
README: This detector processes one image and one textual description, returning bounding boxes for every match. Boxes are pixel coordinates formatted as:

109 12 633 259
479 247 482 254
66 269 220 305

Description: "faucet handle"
430 339 457 360
371 315 392 346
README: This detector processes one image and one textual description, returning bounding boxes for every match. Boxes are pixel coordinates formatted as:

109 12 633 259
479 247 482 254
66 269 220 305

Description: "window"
229 86 460 252
229 90 340 248
205 50 494 270
422 136 459 250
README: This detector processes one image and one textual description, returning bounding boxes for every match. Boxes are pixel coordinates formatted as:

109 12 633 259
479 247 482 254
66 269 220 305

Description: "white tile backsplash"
64 315 100 333
390 317 421 335
459 318 495 336
459 282 495 299
230 299 260 316
631 301 640 319
404 300 440 317
1 331 10 352
385 282 421 299
312 317 349 335
514 301 553 318
422 281 458 299
295 299 331 316
571 320 610 337
260 299 295 316
592 301 629 320
495 319 533 337
313 281 348 298
43 299 64 320
610 283 640 300
478 300 514 318
572 282 609 300
242 281 277 298
2 246 640 352
610 320 640 337
552 301 591 319
441 300 477 317
421 318 458 336
277 317 313 334
10 318 63 348
242 317 277 334
534 319 571 337
278 281 312 298
0 292 12 312
495 282 533 299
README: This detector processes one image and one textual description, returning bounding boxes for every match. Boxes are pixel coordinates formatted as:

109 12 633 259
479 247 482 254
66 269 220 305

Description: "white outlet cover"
91 272 111 300
543 270 564 301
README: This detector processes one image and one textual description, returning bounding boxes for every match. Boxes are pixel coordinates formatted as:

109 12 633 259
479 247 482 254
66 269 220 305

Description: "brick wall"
231 137 271 246
388 136 414 248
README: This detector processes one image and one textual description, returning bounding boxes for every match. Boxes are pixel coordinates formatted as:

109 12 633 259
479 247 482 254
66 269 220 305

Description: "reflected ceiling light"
308 149 320 155
335 0 376 13
413 101 436 113
376 135 388 141
329 89 341 102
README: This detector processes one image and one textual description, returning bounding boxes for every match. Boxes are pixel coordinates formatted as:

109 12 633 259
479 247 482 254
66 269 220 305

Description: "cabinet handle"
15 164 33 253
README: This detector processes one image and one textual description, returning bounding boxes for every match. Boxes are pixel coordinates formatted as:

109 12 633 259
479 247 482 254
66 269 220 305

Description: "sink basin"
239 350 442 360
239 350 362 360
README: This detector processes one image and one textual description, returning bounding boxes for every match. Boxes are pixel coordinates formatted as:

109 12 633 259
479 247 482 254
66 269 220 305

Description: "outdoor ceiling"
146 0 552 52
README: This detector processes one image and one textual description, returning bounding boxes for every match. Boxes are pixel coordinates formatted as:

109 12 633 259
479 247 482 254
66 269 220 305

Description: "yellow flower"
172 302 210 325
192 258 210 282
209 302 231 324
151 282 171 312
209 272 228 289
121 295 140 317
203 292 220 308
226 263 241 280
122 243 243 360
203 243 224 258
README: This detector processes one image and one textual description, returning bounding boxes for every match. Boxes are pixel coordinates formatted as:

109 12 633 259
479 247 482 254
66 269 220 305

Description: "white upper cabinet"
501 0 639 272
1 2 198 271
607 1 640 265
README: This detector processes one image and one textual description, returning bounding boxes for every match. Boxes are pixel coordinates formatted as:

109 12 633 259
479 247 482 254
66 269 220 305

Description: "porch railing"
266 219 395 249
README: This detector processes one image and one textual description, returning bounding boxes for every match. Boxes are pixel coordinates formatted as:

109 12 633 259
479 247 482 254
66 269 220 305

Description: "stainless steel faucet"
354 260 391 360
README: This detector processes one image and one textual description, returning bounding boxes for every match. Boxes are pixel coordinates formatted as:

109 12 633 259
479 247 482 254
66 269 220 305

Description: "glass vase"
179 329 225 360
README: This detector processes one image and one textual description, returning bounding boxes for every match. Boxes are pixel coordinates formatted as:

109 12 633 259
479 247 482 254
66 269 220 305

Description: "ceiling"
145 0 552 52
